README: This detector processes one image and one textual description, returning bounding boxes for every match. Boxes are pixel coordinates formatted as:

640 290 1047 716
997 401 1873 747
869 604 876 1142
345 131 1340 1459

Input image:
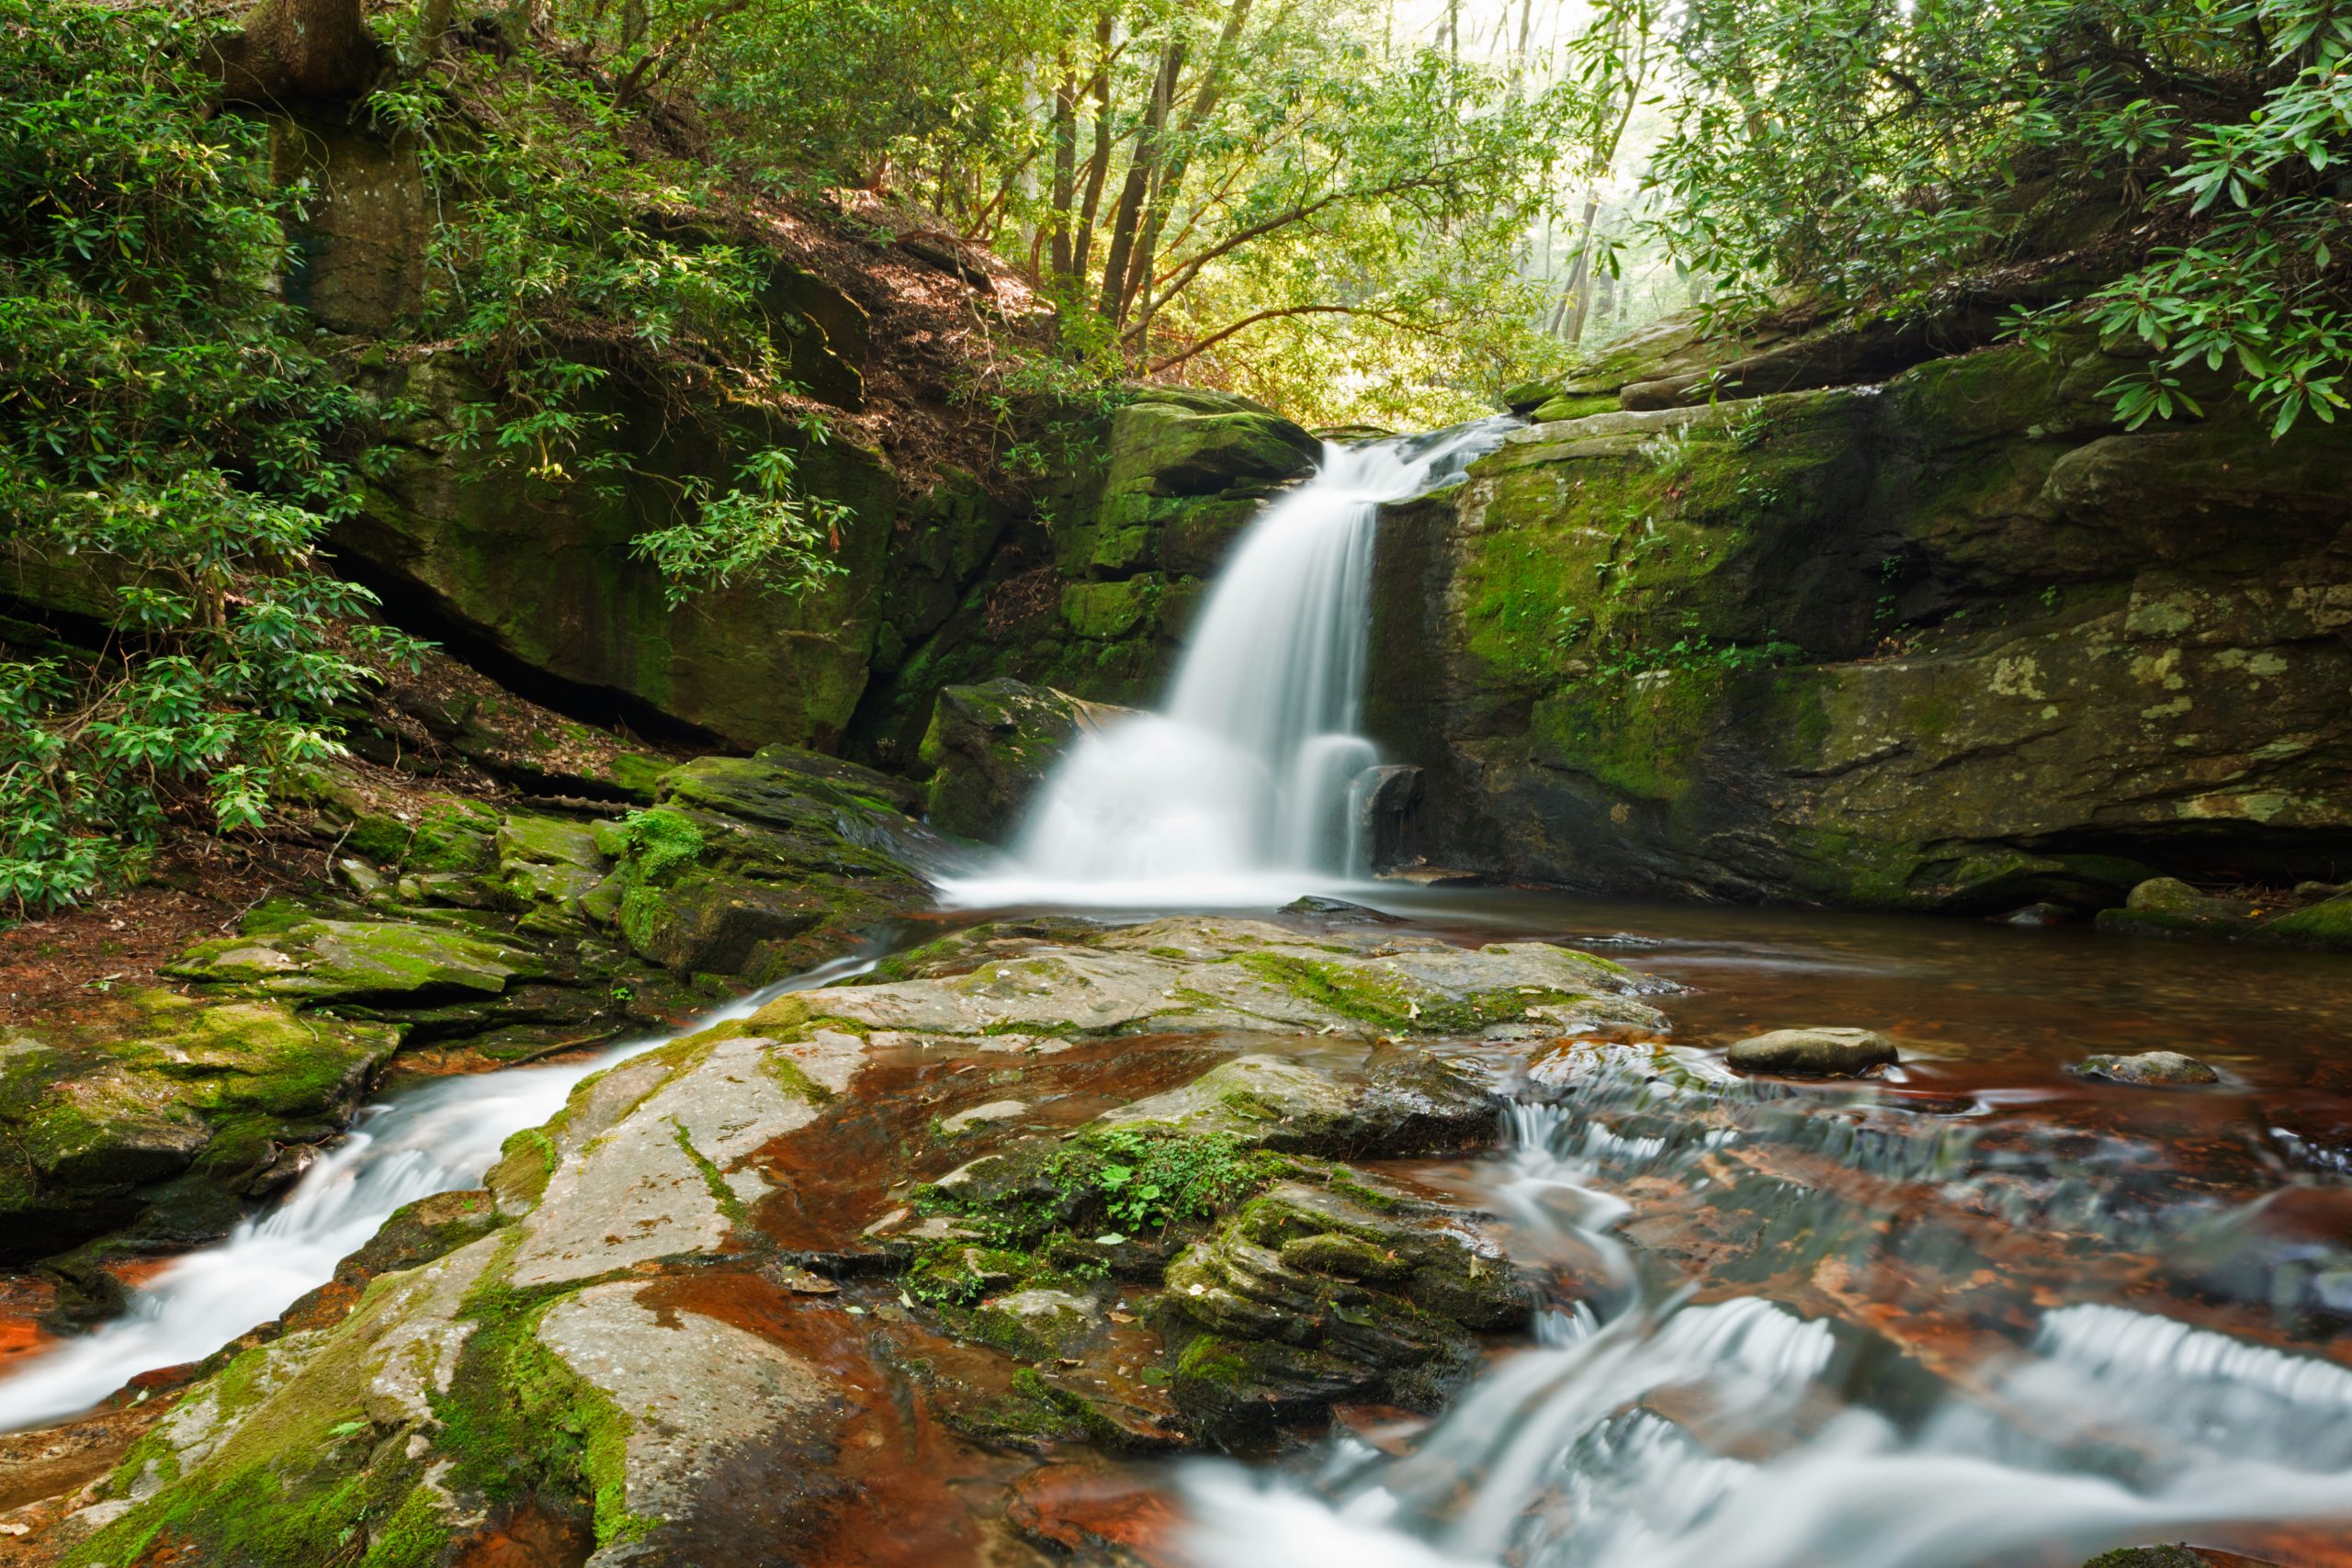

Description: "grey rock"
540 1280 833 1566
939 1098 1029 1134
1726 1027 1899 1077
2075 1050 2222 1087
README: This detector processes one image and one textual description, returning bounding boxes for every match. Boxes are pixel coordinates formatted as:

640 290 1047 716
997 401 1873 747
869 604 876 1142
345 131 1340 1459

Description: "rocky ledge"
34 914 1667 1565
0 746 951 1286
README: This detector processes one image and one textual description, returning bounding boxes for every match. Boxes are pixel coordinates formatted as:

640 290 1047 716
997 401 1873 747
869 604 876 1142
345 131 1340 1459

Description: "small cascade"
0 951 876 1433
943 416 1513 908
1174 1048 2352 1568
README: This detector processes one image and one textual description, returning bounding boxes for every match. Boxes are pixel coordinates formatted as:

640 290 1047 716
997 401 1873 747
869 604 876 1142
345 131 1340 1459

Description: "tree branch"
1148 302 1433 372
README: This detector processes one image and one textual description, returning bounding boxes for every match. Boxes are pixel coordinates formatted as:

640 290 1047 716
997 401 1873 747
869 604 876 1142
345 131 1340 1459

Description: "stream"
3 422 2348 1562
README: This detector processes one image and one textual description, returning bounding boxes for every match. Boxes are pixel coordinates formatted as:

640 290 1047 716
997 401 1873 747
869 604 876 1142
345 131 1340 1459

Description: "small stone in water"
939 1099 1029 1134
1725 1027 1899 1077
2075 1050 2221 1087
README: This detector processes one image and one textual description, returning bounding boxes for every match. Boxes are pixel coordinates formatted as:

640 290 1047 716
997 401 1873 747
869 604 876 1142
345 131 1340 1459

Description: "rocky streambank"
0 742 951 1306
7 899 2343 1567
7 912 1659 1562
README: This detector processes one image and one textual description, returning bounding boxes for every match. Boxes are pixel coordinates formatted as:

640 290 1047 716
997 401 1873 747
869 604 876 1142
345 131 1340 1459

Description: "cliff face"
1370 326 2352 910
139 117 1322 767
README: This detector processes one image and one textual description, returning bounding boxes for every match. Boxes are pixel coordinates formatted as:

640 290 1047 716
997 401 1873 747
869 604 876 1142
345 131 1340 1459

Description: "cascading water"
942 416 1514 908
1174 1048 2352 1567
0 950 876 1433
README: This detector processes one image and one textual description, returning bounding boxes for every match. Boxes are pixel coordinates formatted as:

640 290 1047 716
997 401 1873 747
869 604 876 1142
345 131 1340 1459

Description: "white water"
1175 1080 2352 1568
0 952 876 1434
941 417 1514 909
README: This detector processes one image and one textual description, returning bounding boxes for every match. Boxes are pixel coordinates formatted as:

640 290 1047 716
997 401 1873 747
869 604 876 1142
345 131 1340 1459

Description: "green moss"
759 1052 833 1104
617 807 706 883
1529 392 1619 422
2257 894 2352 949
1236 951 1577 1033
1175 1332 1251 1390
1527 670 1726 806
66 1320 439 1567
671 1121 745 1223
488 1126 558 1208
431 1258 657 1551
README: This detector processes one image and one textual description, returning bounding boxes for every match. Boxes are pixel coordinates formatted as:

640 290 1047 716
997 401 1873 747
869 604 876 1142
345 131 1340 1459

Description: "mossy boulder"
1163 1179 1525 1441
1097 1048 1493 1157
1374 323 2352 911
0 992 400 1260
917 677 1134 841
2259 892 2352 948
165 919 541 1005
588 749 940 984
1097 388 1320 504
340 351 899 750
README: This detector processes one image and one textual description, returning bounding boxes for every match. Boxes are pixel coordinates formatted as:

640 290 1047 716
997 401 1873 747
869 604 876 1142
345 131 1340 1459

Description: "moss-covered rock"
165 918 541 1004
46 910 1652 1553
586 749 940 984
917 677 1134 841
1163 1179 1524 1442
1097 1048 1492 1156
0 992 400 1260
1375 325 2352 911
340 351 899 751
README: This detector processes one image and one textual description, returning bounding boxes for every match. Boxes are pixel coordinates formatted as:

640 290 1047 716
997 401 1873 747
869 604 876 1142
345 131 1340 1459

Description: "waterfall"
0 952 877 1434
942 416 1514 908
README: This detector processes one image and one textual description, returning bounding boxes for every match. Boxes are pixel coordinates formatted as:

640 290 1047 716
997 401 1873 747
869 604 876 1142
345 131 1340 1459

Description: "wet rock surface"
2076 1049 2223 1087
0 747 943 1279
1162 1180 1525 1441
28 914 1631 1564
0 994 400 1263
1724 1026 1900 1077
11 900 2351 1568
1368 324 2352 915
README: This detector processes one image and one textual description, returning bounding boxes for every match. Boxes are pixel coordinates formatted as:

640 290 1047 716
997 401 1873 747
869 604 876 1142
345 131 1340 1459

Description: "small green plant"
1729 405 1777 449
1588 634 1802 684
1069 1127 1268 1234
1636 425 1697 473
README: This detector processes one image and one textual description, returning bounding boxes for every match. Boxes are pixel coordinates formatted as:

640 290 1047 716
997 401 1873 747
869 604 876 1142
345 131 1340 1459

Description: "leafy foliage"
366 62 849 603
1632 0 2352 433
0 2 423 909
1075 1126 1270 1233
526 0 1585 424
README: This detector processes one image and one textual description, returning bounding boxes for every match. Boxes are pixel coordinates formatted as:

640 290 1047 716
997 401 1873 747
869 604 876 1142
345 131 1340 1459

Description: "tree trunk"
420 0 455 53
209 0 381 103
1125 0 1250 332
1072 12 1118 283
1556 192 1600 342
1096 39 1184 326
1048 56 1080 286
